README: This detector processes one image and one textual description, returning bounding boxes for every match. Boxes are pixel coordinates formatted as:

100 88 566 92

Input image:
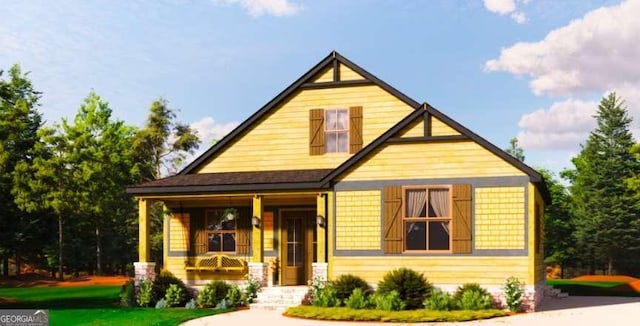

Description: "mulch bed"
572 275 640 283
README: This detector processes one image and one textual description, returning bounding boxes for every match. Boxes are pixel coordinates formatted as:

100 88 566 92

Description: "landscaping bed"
285 306 507 323
547 275 640 297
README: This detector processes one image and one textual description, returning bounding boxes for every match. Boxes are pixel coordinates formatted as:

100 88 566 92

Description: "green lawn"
0 285 230 326
547 279 640 297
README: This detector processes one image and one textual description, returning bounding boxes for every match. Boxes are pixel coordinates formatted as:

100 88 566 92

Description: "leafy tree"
0 65 43 276
539 169 574 278
505 137 525 162
564 93 640 275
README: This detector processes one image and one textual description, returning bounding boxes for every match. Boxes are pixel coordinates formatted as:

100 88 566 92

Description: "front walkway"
182 296 640 325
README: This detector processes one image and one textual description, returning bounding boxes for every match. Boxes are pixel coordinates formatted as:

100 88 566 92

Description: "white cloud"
510 11 527 24
190 116 238 148
485 0 640 97
484 0 516 15
517 99 597 150
215 0 302 17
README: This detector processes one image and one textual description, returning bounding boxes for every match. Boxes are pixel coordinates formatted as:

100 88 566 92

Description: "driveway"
182 296 640 325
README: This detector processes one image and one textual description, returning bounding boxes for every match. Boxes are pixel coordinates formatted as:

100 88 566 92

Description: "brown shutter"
383 185 403 254
452 184 472 254
189 209 207 255
236 207 251 255
349 106 363 154
309 109 325 155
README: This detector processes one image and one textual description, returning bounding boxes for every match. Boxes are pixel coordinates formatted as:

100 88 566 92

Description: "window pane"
337 131 348 152
207 216 221 231
221 219 235 230
295 243 303 266
337 109 348 130
222 233 235 251
428 221 450 250
208 233 221 252
428 189 449 217
405 222 426 250
326 110 337 130
325 133 337 153
406 190 427 217
287 244 294 266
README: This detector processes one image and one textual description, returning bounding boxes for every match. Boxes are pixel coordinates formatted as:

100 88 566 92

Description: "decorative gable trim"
179 51 419 175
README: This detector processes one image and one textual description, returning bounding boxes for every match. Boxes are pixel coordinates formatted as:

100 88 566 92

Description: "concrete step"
251 286 309 310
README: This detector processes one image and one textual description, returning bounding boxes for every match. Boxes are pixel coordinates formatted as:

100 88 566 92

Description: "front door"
281 210 315 285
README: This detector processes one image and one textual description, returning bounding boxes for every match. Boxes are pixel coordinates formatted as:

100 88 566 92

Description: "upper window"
403 186 452 252
325 109 349 153
206 209 236 253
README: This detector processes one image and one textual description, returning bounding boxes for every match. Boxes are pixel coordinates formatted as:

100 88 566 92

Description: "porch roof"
126 168 333 195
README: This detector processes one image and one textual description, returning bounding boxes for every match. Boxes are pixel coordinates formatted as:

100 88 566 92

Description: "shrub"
377 268 432 309
137 279 153 307
425 288 456 311
226 284 243 307
165 283 184 307
305 275 327 306
503 276 525 312
152 270 191 306
119 279 136 307
185 298 197 309
244 274 261 304
453 283 491 303
155 298 167 309
197 280 230 308
344 288 369 309
371 290 406 311
458 290 493 310
313 285 340 307
216 298 229 309
331 274 372 304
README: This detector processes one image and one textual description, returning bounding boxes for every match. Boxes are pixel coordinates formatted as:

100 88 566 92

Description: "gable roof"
320 103 552 204
179 50 420 175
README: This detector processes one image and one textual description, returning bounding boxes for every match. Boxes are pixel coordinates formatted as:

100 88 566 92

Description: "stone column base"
134 262 156 285
312 262 328 282
248 262 269 287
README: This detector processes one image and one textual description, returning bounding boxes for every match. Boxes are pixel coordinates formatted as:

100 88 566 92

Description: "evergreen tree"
565 93 640 275
505 137 525 162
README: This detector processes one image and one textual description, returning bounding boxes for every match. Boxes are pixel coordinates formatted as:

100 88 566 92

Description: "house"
126 51 550 311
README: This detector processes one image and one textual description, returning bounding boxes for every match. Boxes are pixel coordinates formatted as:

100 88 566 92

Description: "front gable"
184 51 420 175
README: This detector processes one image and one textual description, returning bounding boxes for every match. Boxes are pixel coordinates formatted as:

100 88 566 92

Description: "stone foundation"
312 262 328 282
133 262 156 285
248 262 269 287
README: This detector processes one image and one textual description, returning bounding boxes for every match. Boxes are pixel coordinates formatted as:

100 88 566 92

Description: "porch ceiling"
126 168 333 195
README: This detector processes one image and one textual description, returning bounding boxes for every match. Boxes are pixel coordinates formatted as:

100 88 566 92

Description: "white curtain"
406 190 426 234
429 189 450 235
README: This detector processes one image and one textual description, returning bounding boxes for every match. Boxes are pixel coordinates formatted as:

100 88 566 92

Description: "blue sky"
2 0 639 176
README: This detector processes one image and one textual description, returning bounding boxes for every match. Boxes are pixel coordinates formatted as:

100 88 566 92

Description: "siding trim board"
332 249 527 257
300 80 375 89
387 135 470 143
334 176 530 191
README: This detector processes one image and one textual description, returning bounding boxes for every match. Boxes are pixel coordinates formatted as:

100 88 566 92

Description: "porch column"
249 195 268 287
135 198 156 283
313 193 328 282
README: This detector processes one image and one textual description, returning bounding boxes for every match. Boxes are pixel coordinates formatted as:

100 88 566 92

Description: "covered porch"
134 191 331 287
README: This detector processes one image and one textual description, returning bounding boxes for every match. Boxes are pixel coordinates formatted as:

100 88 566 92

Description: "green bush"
377 267 432 309
425 288 456 311
165 284 184 307
313 286 340 307
503 276 525 312
185 298 197 309
137 279 154 307
331 274 372 304
458 290 493 310
371 290 406 311
344 288 369 309
453 283 491 303
152 270 191 306
155 298 167 309
244 275 261 303
119 279 136 307
226 284 243 307
197 280 230 308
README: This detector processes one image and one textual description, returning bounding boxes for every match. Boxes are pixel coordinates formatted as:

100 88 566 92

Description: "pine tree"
566 93 640 275
505 137 525 162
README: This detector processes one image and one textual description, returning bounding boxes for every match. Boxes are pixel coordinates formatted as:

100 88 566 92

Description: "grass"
0 285 230 326
547 279 640 297
285 306 507 323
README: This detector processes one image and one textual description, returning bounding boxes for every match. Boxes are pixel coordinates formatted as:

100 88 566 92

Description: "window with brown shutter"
309 109 325 155
349 106 363 153
384 185 403 254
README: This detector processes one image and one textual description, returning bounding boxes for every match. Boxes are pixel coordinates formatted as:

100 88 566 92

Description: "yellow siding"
313 67 334 83
335 191 381 250
339 63 364 80
431 117 460 136
169 213 189 251
332 256 528 285
197 85 414 173
475 187 525 250
398 120 424 137
340 141 525 181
